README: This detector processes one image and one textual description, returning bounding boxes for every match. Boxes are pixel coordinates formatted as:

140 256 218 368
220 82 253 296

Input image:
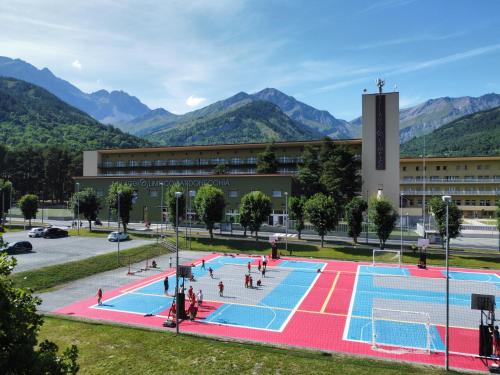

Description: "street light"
174 191 182 334
160 183 164 236
442 194 451 371
284 192 289 255
76 182 80 235
117 190 122 264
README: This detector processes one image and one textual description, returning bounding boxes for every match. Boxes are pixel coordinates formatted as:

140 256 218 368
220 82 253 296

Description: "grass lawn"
10 243 167 292
39 317 454 375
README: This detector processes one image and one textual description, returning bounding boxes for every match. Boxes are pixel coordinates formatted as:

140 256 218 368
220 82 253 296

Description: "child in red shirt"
218 281 224 297
96 288 103 305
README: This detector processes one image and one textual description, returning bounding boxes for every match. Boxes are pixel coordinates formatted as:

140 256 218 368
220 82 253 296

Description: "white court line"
342 264 360 341
90 304 169 319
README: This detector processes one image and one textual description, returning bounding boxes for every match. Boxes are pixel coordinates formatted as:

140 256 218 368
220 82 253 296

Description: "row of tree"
0 144 82 204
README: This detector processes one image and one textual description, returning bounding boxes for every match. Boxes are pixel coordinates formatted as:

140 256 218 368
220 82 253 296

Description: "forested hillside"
400 106 500 157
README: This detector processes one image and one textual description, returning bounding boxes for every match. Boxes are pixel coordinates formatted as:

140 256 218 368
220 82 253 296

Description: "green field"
39 317 454 375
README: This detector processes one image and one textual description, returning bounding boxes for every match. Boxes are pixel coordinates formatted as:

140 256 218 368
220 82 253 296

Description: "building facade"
77 140 500 224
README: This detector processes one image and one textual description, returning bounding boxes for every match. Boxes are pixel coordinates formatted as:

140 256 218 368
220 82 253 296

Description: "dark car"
2 241 33 254
43 227 69 238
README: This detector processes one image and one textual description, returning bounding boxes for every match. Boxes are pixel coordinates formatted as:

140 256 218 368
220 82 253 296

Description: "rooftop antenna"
375 78 385 94
394 84 398 92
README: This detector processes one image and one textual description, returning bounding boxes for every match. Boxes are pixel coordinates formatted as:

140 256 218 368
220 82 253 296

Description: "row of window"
403 164 495 172
146 190 285 199
102 156 303 168
404 199 493 207
402 175 500 182
100 168 298 176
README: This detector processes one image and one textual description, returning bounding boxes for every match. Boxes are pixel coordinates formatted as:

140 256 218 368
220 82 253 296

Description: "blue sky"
0 0 499 119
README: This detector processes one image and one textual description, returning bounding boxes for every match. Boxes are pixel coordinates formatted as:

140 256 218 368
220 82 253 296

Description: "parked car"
43 227 69 238
107 231 129 242
28 227 45 238
2 241 33 254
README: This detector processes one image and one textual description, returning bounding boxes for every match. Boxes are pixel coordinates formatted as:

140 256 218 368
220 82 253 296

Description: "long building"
77 140 500 224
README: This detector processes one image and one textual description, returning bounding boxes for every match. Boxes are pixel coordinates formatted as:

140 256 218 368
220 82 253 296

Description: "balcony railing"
401 189 499 196
401 177 500 184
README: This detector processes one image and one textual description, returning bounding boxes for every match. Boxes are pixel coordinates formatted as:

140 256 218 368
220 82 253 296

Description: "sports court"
54 252 500 372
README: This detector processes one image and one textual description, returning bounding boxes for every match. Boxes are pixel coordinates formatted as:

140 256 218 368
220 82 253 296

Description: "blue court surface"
94 256 326 332
344 265 450 352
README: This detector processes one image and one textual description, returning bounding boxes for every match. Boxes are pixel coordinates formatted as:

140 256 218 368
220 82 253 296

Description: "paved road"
3 230 153 273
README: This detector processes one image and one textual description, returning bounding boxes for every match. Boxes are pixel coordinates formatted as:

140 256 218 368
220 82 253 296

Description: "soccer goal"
372 248 401 267
371 308 432 354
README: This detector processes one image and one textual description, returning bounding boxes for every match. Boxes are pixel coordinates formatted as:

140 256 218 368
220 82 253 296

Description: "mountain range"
400 105 500 157
0 56 150 124
0 77 150 150
1 55 500 150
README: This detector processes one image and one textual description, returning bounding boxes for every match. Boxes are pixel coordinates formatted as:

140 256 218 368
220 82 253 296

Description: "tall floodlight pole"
76 182 80 235
284 192 289 254
422 123 426 237
160 183 164 236
442 195 451 371
175 191 182 334
117 190 121 264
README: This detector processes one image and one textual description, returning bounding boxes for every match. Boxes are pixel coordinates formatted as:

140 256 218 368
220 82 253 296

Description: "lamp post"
117 190 121 264
442 195 451 371
76 182 80 235
400 193 404 254
160 183 164 236
175 191 182 334
422 122 426 237
284 192 289 254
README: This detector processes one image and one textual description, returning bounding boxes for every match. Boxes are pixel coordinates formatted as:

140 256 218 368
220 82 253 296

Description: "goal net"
371 308 431 354
372 248 401 267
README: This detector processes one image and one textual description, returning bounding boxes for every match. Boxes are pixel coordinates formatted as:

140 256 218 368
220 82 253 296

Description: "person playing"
247 261 251 273
245 274 250 288
96 288 103 305
188 285 194 302
218 281 224 297
249 276 253 288
256 279 262 287
209 267 214 278
170 301 177 320
151 260 157 268
197 289 203 306
263 256 267 271
163 276 169 295
261 267 266 278
494 325 500 358
258 260 262 272
201 259 206 270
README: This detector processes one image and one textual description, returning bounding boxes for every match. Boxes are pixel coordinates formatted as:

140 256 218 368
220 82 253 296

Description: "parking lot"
3 230 153 273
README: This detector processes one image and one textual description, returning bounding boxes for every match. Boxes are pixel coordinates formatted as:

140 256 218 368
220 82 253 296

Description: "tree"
304 193 338 247
320 143 361 211
19 194 38 227
0 251 79 374
345 197 368 245
194 184 225 239
239 191 272 241
256 143 278 174
107 183 134 232
428 196 462 249
297 145 323 197
239 206 251 237
288 196 306 239
44 146 71 203
70 188 101 231
213 164 228 175
165 183 186 227
368 196 398 249
0 179 12 228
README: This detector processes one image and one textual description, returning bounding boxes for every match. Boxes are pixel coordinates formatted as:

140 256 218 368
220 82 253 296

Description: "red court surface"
54 254 499 372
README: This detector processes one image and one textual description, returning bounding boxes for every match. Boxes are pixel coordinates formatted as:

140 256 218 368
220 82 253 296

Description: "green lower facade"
75 174 293 225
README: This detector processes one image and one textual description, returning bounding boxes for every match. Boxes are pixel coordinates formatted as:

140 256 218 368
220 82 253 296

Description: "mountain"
349 93 500 143
145 100 322 146
400 106 500 157
0 56 150 124
119 108 178 135
251 88 351 137
0 77 151 150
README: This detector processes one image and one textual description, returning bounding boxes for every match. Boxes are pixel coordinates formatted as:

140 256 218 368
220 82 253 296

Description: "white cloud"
71 59 82 70
186 95 206 107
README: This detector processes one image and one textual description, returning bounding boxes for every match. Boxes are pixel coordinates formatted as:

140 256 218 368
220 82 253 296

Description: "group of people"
490 325 500 358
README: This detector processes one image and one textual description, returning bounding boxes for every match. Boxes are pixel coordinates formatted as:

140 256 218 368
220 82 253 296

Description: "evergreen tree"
345 197 368 245
194 184 226 239
297 145 323 197
304 193 337 247
107 183 134 232
368 196 398 249
288 196 306 239
428 196 462 249
165 183 186 227
256 143 278 173
19 194 38 227
239 191 272 240
0 179 12 228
